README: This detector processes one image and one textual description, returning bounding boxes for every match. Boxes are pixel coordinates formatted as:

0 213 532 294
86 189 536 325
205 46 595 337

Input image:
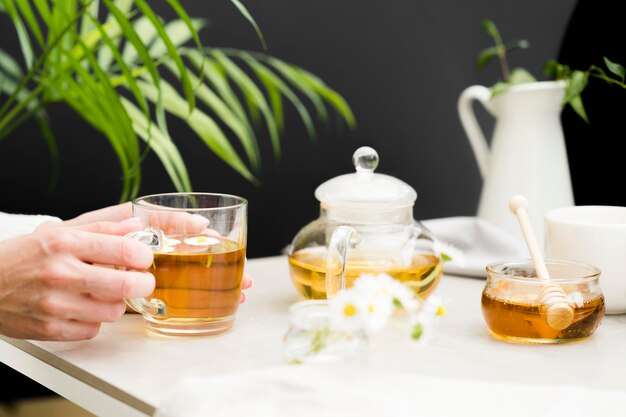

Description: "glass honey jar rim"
486 258 601 284
287 300 332 330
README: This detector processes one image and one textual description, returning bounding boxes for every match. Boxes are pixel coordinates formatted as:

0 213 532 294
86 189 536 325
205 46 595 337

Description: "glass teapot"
287 146 443 300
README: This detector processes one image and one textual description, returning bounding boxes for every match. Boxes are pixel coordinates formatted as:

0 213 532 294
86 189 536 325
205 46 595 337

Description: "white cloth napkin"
422 216 527 278
0 211 61 241
154 364 626 417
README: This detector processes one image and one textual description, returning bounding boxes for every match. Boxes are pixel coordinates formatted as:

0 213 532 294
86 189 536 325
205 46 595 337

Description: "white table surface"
2 255 626 416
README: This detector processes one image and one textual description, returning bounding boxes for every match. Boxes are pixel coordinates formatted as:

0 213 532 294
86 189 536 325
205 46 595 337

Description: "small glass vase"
283 300 369 364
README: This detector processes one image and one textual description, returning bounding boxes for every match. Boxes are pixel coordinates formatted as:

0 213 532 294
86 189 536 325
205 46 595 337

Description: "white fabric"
154 364 626 417
422 216 527 278
0 211 61 241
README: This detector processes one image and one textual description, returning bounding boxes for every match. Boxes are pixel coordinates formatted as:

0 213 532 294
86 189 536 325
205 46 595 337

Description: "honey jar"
482 259 604 343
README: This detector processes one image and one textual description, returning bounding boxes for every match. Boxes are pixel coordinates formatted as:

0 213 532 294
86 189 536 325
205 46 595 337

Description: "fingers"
0 311 102 341
41 221 154 271
242 273 253 290
66 202 133 226
145 210 210 235
239 272 252 303
68 263 156 299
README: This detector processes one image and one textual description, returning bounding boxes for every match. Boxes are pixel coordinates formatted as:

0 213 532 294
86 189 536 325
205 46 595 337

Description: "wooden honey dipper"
508 195 574 331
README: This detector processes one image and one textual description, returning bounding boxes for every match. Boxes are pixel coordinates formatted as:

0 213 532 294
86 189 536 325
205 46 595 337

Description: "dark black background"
0 0 580 259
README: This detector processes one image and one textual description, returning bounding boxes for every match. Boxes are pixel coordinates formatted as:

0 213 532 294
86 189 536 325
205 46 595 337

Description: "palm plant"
0 0 355 201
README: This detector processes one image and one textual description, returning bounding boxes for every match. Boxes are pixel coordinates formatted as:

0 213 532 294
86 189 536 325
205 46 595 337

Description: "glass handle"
326 226 361 298
124 228 168 319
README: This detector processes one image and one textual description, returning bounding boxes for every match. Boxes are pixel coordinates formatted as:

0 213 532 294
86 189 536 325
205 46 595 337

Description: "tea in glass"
127 193 247 336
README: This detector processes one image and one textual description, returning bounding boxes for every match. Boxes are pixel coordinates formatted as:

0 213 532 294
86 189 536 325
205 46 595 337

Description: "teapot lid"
314 146 417 207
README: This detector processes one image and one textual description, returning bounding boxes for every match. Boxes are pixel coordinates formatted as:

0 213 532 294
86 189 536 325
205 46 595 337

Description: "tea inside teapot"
287 147 443 300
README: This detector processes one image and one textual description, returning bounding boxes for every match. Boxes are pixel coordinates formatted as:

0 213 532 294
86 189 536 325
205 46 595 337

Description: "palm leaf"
164 60 261 172
133 0 195 113
228 0 266 50
0 0 35 68
122 97 192 191
135 78 257 184
238 51 317 140
210 49 281 160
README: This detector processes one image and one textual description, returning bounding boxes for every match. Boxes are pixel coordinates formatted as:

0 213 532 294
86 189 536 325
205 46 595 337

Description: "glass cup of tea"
125 192 247 336
482 259 605 344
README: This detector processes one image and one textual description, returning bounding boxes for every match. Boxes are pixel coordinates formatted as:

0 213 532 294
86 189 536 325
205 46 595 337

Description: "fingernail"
192 214 210 225
239 292 247 304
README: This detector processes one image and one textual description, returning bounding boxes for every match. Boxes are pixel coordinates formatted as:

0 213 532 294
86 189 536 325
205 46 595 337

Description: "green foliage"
477 18 626 124
0 0 355 201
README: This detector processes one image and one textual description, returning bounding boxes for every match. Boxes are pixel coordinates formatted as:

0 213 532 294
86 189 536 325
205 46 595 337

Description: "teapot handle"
326 226 361 298
457 85 494 180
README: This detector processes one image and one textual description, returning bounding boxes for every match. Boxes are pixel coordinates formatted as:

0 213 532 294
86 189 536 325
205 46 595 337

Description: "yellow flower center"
197 236 207 242
368 304 375 313
436 306 446 316
343 304 357 317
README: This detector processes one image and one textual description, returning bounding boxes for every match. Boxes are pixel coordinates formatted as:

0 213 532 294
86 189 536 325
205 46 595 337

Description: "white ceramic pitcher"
457 80 574 244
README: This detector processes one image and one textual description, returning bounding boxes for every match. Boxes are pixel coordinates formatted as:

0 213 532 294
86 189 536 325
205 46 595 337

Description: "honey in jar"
482 259 604 343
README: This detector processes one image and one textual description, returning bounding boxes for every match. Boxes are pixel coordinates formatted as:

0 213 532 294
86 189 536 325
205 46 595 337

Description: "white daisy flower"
433 239 465 266
420 294 447 318
353 273 419 313
329 289 367 332
158 238 180 253
184 236 220 246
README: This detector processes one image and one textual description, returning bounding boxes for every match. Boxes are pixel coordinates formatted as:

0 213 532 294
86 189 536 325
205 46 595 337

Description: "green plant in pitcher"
476 18 626 123
0 0 355 200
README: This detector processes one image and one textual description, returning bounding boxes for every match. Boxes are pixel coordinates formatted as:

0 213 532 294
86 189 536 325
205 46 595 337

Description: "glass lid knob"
352 146 379 173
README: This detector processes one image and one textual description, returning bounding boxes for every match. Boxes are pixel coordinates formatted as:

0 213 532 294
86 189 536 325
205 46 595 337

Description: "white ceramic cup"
544 206 626 314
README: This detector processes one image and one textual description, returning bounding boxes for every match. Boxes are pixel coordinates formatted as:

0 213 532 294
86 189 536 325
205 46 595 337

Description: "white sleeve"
0 212 62 241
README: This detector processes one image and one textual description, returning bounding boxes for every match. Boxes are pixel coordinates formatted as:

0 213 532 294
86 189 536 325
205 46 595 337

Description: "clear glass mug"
126 192 247 336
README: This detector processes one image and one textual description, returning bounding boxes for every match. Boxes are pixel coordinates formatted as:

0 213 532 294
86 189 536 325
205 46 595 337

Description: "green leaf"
211 49 281 160
480 19 498 39
149 18 207 58
32 0 52 25
490 81 509 98
0 47 23 79
183 49 250 124
291 67 356 129
120 16 157 64
121 97 192 192
266 56 328 123
476 46 497 70
136 78 258 184
133 0 195 113
543 59 559 79
102 0 167 135
508 67 536 85
504 39 529 52
79 0 99 39
64 38 141 199
15 0 45 47
441 253 452 263
1 0 35 68
163 60 261 172
563 70 588 105
603 56 625 82
568 94 589 124
87 13 151 123
229 0 267 50
240 52 317 140
411 322 424 341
